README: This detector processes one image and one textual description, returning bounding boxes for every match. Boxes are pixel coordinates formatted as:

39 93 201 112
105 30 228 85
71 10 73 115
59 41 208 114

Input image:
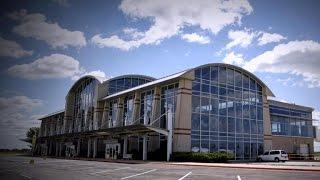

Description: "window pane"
201 114 209 131
228 117 235 133
219 116 227 132
195 69 201 79
210 98 219 115
243 74 249 89
227 68 234 85
243 119 250 134
210 115 218 131
202 67 210 80
211 66 218 82
201 97 210 114
191 113 200 130
219 67 226 84
235 70 242 87
192 96 200 113
236 118 243 133
219 100 227 116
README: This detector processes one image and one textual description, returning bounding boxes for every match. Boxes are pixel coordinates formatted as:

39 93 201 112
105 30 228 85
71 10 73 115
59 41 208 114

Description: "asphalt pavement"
0 156 320 180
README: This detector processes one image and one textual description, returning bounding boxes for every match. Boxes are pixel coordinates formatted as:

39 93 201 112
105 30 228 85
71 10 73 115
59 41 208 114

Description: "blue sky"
0 0 319 149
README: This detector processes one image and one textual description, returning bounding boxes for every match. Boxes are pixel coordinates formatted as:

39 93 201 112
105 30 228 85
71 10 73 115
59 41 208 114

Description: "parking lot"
0 156 320 180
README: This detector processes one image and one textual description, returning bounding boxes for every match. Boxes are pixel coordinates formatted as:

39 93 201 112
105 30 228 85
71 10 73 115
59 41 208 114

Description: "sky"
0 0 319 149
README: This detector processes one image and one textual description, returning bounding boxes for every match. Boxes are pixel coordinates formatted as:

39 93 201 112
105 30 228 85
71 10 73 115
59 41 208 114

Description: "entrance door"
105 143 121 159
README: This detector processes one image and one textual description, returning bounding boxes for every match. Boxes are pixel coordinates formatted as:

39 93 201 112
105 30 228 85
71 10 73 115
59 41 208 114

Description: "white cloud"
222 51 245 66
71 70 107 81
257 32 286 46
181 33 210 44
0 95 43 149
7 54 85 80
8 9 86 48
123 28 144 39
52 0 70 7
276 77 304 87
226 29 256 49
0 37 33 58
313 110 320 120
0 96 43 111
244 40 320 88
92 0 252 50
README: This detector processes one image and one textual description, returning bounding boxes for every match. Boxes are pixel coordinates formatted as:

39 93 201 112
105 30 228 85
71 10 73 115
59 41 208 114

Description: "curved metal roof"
186 63 275 97
68 75 108 94
102 74 156 85
101 63 275 100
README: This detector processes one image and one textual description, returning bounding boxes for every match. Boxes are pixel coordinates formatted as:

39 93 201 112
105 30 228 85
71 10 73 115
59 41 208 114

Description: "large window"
270 105 313 138
191 65 264 160
161 83 179 128
124 95 134 126
108 77 154 95
73 78 96 132
140 90 154 124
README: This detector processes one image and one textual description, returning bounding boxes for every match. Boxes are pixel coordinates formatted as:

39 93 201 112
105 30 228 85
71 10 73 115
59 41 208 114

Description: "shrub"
171 152 234 163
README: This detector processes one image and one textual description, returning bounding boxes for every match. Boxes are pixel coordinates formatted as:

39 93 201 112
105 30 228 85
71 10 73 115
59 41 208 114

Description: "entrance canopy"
94 124 169 136
39 124 169 140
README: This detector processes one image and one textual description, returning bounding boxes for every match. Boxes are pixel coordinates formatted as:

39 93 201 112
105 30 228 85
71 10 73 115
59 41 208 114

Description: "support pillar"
93 138 97 158
59 142 62 156
167 113 173 161
87 138 91 158
55 142 59 156
123 136 128 155
142 135 147 160
77 139 81 156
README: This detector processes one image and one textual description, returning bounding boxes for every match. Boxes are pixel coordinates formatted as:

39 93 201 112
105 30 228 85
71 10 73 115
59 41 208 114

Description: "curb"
168 163 320 172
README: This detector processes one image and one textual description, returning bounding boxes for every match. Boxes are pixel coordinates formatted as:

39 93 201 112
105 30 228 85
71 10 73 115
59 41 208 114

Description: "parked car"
257 150 288 162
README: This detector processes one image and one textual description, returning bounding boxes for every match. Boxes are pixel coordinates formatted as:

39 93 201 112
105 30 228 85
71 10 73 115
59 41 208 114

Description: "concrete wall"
173 71 193 152
262 88 272 151
271 136 314 154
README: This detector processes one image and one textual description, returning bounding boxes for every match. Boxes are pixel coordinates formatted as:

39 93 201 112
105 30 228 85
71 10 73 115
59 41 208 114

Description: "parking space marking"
120 169 157 180
178 171 192 180
90 167 131 175
237 175 242 180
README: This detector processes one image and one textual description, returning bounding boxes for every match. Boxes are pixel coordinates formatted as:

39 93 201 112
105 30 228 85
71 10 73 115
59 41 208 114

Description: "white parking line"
237 175 242 180
178 171 192 180
21 174 32 179
120 169 157 180
90 167 130 175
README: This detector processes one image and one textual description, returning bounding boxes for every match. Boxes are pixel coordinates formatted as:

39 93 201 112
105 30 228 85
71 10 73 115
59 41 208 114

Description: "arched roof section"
67 75 107 95
184 63 275 97
103 74 156 85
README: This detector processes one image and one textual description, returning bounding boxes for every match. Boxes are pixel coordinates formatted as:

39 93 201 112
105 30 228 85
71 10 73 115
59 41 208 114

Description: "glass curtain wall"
270 105 313 137
108 77 153 95
124 95 134 126
160 83 179 129
140 90 154 124
191 65 264 160
73 78 96 132
108 100 118 127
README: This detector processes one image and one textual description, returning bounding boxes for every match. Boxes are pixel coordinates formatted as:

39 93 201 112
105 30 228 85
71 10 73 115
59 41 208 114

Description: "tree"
21 127 39 148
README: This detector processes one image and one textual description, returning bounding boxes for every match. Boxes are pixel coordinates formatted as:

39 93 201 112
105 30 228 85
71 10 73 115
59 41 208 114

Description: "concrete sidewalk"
41 156 320 172
169 162 320 172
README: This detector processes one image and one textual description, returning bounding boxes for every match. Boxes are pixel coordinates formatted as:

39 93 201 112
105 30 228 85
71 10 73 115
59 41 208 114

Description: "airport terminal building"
36 63 315 161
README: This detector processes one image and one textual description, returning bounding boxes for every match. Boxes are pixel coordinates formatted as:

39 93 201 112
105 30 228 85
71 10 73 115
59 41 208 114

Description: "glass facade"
107 77 154 95
124 95 134 126
108 99 118 127
270 104 313 137
191 65 264 160
140 90 154 124
160 83 179 128
73 78 96 132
